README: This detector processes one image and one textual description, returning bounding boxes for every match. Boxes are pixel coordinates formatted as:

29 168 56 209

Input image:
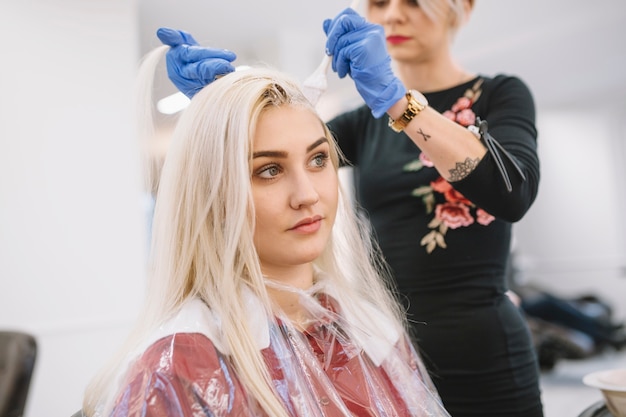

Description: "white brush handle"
319 54 332 74
302 0 363 105
321 0 361 72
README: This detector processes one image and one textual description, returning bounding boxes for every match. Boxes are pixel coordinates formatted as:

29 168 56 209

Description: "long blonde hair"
84 46 407 416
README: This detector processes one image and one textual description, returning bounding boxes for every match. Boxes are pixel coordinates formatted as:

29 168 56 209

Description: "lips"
290 215 323 233
387 35 411 45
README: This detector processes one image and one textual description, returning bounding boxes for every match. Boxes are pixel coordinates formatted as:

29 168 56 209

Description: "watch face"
409 89 428 106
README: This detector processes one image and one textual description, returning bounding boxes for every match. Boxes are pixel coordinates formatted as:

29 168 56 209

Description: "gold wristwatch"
388 89 428 133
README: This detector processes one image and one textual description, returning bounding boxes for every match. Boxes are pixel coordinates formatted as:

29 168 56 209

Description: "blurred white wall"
0 1 145 416
514 105 626 319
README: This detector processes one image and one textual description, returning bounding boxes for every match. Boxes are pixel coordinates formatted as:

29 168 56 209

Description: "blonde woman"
82 44 450 417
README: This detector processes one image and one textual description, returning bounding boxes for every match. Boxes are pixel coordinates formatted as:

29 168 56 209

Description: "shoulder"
145 332 216 359
111 333 246 416
325 104 383 161
480 74 535 102
475 74 536 120
327 103 373 129
134 333 223 382
144 295 270 354
109 296 271 415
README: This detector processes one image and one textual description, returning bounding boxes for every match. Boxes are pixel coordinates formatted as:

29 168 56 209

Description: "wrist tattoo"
415 128 431 142
448 157 480 182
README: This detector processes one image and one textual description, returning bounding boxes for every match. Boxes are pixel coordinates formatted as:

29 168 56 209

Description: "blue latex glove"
323 8 405 118
156 27 237 99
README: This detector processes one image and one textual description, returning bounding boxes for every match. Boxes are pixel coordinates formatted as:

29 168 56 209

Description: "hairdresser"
157 0 542 415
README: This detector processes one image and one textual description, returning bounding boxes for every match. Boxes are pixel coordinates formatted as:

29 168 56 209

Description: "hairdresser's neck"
394 51 473 93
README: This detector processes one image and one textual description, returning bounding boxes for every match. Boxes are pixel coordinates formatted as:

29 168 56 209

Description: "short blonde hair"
401 0 472 36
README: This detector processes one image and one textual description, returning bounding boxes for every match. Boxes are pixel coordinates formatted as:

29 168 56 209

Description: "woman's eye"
310 152 329 168
257 164 281 179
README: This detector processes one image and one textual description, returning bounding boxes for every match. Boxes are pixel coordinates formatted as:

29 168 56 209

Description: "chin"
291 246 326 264
295 251 324 265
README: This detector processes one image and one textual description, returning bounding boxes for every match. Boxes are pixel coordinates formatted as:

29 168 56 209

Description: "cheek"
251 193 277 237
252 207 273 257
253 195 276 227
322 174 339 215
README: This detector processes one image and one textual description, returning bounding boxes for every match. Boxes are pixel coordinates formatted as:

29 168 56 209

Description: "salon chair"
578 399 614 417
0 331 37 417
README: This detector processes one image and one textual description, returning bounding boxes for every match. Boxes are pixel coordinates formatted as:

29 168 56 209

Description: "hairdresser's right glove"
323 8 405 118
156 27 237 99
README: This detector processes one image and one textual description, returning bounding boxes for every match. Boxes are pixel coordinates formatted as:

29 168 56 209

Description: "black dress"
327 75 543 417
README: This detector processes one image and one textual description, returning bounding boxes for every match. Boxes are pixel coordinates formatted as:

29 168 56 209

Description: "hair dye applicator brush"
302 0 361 106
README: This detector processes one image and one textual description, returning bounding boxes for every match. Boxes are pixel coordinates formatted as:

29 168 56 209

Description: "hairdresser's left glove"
157 27 237 99
323 8 405 118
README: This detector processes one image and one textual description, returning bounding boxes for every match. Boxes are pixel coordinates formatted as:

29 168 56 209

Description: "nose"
382 0 405 25
289 171 320 209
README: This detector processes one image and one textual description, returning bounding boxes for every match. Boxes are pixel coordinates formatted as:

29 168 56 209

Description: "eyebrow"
252 137 328 159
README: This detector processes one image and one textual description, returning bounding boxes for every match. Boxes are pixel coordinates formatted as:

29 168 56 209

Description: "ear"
464 0 475 14
460 0 474 26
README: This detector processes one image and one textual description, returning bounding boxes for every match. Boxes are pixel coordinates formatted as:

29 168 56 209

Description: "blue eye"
257 164 282 179
311 152 330 168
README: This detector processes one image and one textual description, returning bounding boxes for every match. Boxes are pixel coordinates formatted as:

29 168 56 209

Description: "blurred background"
1 0 625 416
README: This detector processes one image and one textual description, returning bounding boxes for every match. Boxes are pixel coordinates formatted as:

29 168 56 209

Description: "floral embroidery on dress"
405 78 495 254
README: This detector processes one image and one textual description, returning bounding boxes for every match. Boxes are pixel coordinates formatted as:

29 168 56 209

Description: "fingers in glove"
181 45 237 64
157 27 198 47
324 9 366 55
333 42 359 78
190 59 236 81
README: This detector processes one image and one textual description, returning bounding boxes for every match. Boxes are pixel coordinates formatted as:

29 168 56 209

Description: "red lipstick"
387 35 411 45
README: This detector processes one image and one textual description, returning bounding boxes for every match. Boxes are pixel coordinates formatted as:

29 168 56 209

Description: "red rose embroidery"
451 96 472 112
476 208 495 226
435 202 475 229
456 108 476 127
445 189 472 205
430 177 452 193
431 178 472 205
443 110 456 122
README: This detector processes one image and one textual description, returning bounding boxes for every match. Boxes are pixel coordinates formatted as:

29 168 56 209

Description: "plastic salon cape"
107 277 450 417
